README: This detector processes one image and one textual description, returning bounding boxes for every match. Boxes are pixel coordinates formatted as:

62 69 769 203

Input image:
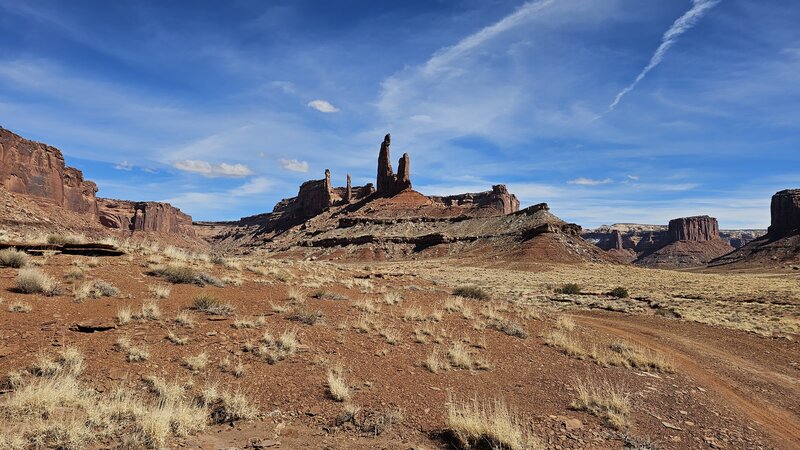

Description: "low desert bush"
74 279 119 301
8 301 32 313
608 287 629 298
571 377 630 430
287 308 324 325
0 248 28 268
555 283 581 295
452 286 490 301
148 284 172 299
183 352 208 372
46 233 84 245
492 319 528 339
446 395 542 450
150 264 198 284
16 268 59 295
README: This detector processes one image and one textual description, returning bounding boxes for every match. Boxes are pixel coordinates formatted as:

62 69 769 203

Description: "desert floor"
0 246 798 449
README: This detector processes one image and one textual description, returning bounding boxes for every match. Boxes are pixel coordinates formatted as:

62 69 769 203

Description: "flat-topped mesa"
0 127 98 218
768 189 800 238
431 184 520 216
667 216 719 242
98 199 195 236
375 134 412 197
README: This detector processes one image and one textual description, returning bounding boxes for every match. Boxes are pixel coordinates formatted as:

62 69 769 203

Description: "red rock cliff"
667 216 719 242
768 189 800 238
98 199 195 236
376 134 412 197
0 127 98 218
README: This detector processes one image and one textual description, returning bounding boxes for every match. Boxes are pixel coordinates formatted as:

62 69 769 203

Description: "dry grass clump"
382 291 403 305
30 347 84 378
492 319 528 339
133 302 161 321
608 341 675 373
219 356 245 377
0 248 28 268
452 286 490 301
148 284 172 299
403 306 426 321
15 268 59 295
8 301 32 313
183 352 209 373
116 307 133 325
64 266 84 280
571 377 630 430
166 332 189 345
326 364 351 402
287 307 324 325
424 349 450 373
192 294 235 316
248 328 299 364
232 316 266 329
353 297 380 314
174 311 195 327
74 279 119 301
447 342 491 371
555 315 576 331
545 330 587 358
46 233 85 245
378 326 401 345
114 336 149 362
198 385 257 424
312 289 349 301
446 395 542 450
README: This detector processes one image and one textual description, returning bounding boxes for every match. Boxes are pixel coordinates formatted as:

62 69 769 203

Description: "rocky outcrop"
768 189 800 238
288 169 337 221
0 127 98 218
431 185 520 216
345 174 352 203
668 216 719 242
98 199 195 236
375 134 412 197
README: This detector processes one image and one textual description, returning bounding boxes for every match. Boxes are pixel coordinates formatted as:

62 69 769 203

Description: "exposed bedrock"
375 133 412 197
668 215 720 242
98 199 195 236
768 189 800 238
0 127 98 218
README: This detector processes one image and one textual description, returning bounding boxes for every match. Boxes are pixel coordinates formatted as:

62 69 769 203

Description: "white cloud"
114 160 133 171
568 177 613 186
172 159 254 178
307 99 339 113
279 158 309 173
231 177 272 195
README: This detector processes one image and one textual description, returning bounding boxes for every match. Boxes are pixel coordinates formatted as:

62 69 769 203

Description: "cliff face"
98 199 195 236
769 189 800 238
668 216 719 242
430 185 520 217
375 134 412 197
0 127 98 218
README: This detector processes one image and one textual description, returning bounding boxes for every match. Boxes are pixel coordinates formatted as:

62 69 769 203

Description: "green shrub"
151 264 198 284
452 286 490 301
608 287 629 299
555 283 581 295
0 248 28 268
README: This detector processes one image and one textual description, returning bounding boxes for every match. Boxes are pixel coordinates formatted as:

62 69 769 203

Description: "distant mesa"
710 189 800 268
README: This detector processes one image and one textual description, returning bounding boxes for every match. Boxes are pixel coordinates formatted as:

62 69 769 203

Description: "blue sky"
1 0 798 228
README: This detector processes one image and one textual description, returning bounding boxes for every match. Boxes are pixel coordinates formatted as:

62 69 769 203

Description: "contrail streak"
606 0 721 112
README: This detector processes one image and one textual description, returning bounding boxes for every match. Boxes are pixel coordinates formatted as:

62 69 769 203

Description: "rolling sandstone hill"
0 126 799 449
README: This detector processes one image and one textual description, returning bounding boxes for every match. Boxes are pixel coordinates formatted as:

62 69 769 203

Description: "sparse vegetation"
149 284 172 299
8 301 32 313
192 294 235 315
492 319 528 339
0 248 28 268
555 283 581 295
326 364 351 402
609 287 629 298
15 268 59 295
74 279 119 301
150 264 198 284
183 352 209 372
424 349 449 373
287 307 324 325
452 286 490 301
46 233 84 245
117 307 133 325
571 377 630 430
167 332 189 345
446 395 542 450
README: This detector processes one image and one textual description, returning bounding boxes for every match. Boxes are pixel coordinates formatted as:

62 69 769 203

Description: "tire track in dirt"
575 314 800 450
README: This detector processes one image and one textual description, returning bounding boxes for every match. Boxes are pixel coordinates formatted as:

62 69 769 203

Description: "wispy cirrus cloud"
114 160 133 171
279 158 309 173
606 0 721 112
172 160 254 178
568 177 613 186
